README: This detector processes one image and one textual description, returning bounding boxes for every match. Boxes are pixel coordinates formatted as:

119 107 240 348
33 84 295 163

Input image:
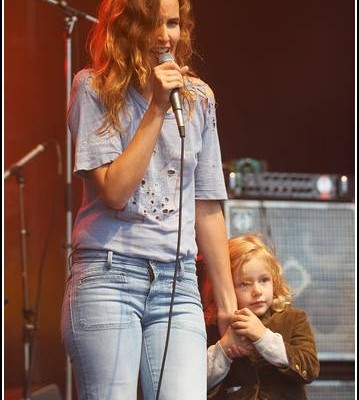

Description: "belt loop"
67 249 75 272
148 260 156 283
106 250 113 269
177 259 185 279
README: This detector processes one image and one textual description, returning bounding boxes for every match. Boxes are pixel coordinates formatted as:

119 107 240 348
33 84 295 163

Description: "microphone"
4 140 56 180
158 52 185 138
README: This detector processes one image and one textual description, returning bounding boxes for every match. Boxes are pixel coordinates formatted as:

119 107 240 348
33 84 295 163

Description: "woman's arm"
89 102 166 209
195 200 237 335
90 62 188 209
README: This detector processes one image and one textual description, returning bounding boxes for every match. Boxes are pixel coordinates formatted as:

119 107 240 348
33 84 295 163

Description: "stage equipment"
306 380 355 400
224 199 355 361
227 171 353 202
4 140 61 400
28 384 62 400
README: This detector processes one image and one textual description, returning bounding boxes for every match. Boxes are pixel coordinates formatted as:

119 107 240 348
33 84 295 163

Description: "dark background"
4 0 355 398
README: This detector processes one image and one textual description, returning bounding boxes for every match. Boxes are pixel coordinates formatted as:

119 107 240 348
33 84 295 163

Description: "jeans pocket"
73 267 133 330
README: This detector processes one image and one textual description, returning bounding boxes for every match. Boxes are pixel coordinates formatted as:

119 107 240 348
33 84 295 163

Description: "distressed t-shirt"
68 69 227 262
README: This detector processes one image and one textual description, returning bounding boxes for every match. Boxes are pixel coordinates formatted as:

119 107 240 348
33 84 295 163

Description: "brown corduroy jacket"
207 306 320 400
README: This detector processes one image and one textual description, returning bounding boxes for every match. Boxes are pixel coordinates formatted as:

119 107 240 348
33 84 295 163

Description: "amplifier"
224 199 355 361
306 380 355 400
227 171 353 201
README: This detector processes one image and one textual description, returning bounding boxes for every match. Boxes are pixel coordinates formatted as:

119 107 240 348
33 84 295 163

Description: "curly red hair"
87 0 196 133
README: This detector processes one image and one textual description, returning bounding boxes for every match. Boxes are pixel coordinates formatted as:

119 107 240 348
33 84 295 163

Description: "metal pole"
64 15 76 400
16 170 35 400
4 142 56 399
31 3 98 398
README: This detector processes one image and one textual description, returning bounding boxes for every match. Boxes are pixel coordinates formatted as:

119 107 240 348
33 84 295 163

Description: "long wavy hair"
201 233 293 325
88 0 196 133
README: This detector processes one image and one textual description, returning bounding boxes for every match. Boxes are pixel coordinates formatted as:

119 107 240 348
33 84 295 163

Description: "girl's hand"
231 308 267 342
219 324 255 359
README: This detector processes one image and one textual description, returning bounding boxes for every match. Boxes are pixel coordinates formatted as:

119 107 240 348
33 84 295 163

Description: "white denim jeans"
61 250 207 400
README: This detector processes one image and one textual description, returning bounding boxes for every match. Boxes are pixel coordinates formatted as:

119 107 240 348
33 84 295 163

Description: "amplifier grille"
307 380 355 400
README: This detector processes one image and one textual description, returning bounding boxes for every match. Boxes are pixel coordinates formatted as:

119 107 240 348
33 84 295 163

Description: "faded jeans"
61 250 207 400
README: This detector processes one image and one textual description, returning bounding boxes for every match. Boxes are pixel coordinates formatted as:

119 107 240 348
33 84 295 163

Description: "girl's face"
233 256 274 317
149 0 181 65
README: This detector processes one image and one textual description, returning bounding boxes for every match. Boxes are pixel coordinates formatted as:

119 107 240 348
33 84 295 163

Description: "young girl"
206 234 320 400
60 0 237 399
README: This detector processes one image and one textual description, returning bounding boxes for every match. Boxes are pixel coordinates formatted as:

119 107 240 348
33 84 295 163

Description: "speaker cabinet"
5 384 62 400
223 200 355 361
30 385 62 400
307 380 355 400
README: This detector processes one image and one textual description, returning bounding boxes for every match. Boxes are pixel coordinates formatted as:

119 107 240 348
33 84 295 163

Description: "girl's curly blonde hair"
201 233 293 325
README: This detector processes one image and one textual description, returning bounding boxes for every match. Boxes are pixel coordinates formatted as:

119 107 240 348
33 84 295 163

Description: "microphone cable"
155 134 186 400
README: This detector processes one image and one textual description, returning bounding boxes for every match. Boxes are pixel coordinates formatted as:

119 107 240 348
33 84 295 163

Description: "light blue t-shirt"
68 69 227 262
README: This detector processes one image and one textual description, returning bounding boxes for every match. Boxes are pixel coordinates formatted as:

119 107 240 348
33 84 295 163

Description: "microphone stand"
16 168 35 400
4 142 49 180
33 2 97 400
36 0 98 23
4 143 53 400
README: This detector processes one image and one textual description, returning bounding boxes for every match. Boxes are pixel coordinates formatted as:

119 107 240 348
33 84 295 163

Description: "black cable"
155 136 185 400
